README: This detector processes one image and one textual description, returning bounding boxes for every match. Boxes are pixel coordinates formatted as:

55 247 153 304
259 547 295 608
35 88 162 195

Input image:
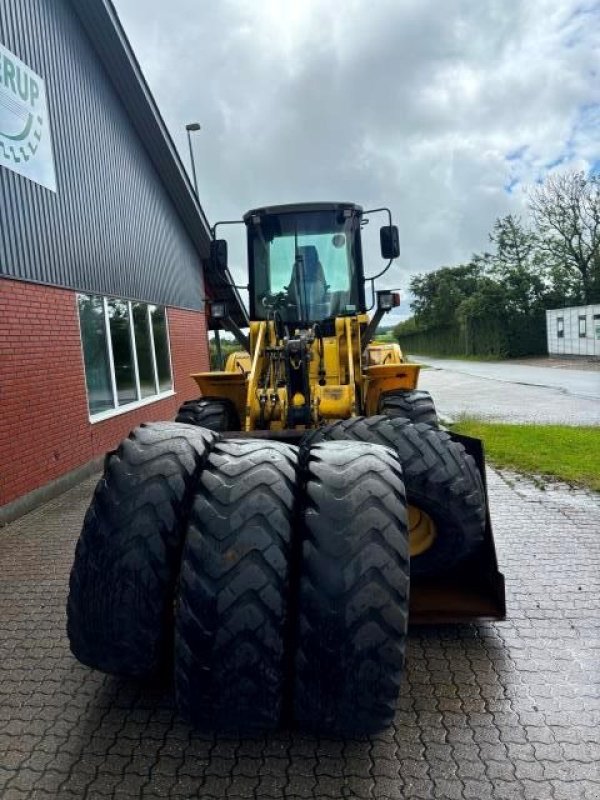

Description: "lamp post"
186 123 222 368
185 122 201 195
186 123 221 362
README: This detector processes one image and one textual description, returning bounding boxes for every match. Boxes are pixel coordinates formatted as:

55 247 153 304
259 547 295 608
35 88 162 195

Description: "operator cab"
244 203 367 326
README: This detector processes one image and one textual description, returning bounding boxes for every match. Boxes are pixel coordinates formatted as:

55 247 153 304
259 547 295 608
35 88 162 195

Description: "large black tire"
175 397 240 431
294 440 410 735
303 416 485 578
174 439 297 731
379 389 438 427
67 422 218 677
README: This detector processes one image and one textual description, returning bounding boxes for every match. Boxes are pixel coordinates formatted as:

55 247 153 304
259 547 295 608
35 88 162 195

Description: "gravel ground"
1 469 599 799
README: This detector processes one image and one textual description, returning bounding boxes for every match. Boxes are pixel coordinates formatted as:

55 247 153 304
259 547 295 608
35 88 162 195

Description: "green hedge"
398 313 547 358
503 313 548 357
397 324 464 357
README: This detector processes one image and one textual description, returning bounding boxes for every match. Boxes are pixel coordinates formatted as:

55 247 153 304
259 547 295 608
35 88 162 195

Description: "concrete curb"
0 456 103 527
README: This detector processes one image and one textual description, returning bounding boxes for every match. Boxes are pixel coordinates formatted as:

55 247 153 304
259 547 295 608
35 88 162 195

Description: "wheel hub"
408 505 437 556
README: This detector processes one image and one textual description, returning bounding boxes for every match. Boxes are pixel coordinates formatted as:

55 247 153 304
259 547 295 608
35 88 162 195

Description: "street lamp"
185 122 201 195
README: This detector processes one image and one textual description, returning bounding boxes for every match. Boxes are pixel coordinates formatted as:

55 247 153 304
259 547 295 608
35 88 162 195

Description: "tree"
488 215 547 313
409 262 482 328
529 171 600 304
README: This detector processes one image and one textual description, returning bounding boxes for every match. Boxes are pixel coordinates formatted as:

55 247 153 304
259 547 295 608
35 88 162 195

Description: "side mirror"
210 239 228 271
380 225 400 259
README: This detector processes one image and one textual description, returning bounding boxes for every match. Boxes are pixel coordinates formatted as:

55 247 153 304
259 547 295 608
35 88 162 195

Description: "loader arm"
245 320 267 431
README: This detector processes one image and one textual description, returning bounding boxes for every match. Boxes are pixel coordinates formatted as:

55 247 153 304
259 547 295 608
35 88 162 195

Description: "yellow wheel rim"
408 505 437 557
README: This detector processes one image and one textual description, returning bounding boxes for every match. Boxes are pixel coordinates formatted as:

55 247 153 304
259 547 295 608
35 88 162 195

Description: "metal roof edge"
69 0 212 258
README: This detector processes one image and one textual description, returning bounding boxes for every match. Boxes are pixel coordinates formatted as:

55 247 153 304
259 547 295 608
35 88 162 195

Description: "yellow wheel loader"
68 202 504 736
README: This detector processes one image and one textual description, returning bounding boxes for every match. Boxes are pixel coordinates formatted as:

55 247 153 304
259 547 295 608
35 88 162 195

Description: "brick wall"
0 278 209 506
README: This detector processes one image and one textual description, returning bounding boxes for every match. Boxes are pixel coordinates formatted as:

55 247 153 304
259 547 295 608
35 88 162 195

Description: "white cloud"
113 0 600 306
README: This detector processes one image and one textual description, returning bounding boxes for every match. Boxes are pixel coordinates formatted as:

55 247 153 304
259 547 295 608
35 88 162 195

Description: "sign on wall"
0 42 56 192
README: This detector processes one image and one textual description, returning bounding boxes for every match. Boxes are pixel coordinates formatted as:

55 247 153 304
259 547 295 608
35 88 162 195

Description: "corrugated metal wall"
546 305 600 356
0 0 205 310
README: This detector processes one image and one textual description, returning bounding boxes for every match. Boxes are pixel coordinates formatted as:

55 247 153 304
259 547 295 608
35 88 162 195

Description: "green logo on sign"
0 50 44 165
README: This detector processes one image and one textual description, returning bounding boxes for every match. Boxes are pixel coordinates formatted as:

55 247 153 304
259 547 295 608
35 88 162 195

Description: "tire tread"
174 439 298 731
302 416 485 576
67 422 218 677
175 397 240 431
294 440 409 735
379 389 438 427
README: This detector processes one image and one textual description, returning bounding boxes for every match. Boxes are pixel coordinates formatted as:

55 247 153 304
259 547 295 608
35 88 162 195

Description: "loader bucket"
223 428 506 625
409 430 506 624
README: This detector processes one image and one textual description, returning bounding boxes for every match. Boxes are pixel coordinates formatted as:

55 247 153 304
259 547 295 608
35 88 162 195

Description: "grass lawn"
451 420 600 492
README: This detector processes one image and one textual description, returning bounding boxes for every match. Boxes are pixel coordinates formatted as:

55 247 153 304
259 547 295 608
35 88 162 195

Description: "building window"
150 305 173 393
78 295 114 415
132 302 158 398
557 317 564 338
579 315 587 338
595 314 600 341
107 299 138 406
78 294 173 419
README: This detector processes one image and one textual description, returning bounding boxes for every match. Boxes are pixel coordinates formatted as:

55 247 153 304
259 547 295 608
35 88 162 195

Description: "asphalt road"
1 470 600 799
413 357 600 425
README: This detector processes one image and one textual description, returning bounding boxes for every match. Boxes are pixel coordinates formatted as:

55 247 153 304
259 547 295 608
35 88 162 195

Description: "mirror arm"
211 219 245 239
363 206 396 281
363 207 392 226
365 258 393 282
366 278 376 312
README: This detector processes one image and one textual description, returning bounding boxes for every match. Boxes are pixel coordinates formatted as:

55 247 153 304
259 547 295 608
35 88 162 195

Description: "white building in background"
546 304 600 356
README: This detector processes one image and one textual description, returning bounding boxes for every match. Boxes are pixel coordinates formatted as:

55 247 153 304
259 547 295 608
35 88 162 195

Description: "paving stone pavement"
1 469 599 799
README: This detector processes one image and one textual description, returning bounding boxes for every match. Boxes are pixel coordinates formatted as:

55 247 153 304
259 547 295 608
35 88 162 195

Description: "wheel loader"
67 201 505 736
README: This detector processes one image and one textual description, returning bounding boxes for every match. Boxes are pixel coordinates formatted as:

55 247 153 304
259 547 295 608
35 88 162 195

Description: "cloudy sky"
114 0 599 317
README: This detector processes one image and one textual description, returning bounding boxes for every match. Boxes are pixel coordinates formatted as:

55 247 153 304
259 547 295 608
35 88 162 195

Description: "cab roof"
243 202 363 221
